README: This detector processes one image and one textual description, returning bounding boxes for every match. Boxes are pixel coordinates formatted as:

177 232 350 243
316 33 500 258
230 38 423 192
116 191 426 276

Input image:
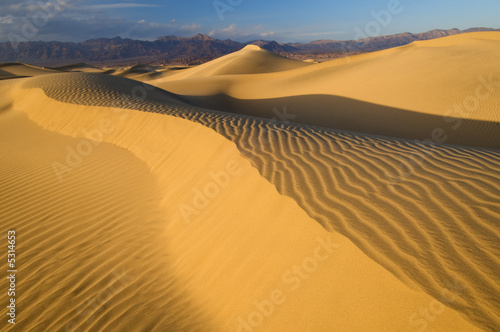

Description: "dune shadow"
17 72 500 330
0 110 214 331
0 68 14 78
185 94 500 149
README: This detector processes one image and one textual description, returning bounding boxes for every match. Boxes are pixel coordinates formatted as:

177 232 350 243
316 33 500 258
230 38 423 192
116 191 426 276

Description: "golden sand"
0 32 499 331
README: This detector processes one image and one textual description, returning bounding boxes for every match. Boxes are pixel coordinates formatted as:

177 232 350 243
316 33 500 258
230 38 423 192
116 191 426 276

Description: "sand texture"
0 31 499 331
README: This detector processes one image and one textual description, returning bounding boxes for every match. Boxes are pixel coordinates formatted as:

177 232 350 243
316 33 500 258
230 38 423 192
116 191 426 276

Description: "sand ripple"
17 72 500 331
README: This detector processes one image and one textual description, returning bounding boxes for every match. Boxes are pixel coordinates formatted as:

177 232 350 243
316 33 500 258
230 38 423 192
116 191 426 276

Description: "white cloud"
0 0 180 43
208 24 275 41
0 15 13 24
86 3 161 10
180 23 201 31
222 24 237 33
281 31 345 38
260 32 275 38
0 1 277 43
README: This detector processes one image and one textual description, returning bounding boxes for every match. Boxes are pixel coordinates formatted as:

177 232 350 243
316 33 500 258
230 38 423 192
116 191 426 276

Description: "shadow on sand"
186 93 500 149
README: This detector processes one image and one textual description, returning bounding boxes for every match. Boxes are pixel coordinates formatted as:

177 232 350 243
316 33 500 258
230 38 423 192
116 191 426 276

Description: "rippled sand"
0 32 498 331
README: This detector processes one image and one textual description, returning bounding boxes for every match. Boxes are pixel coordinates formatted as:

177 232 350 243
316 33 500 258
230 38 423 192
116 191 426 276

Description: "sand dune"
164 45 313 79
114 65 189 82
0 62 115 80
114 64 163 78
112 65 192 82
0 62 59 79
0 32 499 331
49 63 111 73
0 73 482 332
0 108 213 331
151 32 500 148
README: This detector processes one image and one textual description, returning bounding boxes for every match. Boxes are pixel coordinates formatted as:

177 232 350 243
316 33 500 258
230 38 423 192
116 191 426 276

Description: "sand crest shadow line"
184 93 500 150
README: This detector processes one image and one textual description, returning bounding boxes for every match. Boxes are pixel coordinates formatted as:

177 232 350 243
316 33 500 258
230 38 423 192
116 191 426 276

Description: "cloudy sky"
0 0 499 43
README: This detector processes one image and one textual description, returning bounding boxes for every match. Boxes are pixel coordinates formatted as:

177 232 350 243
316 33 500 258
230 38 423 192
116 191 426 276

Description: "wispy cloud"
180 23 202 31
222 24 237 33
208 24 276 41
260 32 275 38
290 31 345 37
0 15 13 24
86 3 161 10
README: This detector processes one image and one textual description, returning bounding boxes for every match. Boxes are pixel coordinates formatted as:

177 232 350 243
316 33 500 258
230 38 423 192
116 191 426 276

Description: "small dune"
164 44 314 79
0 62 59 79
114 64 161 77
49 63 107 73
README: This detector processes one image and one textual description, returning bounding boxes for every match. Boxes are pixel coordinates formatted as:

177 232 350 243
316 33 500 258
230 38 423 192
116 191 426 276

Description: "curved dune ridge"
151 31 500 148
0 110 213 332
114 66 191 82
21 72 191 108
162 44 314 79
0 32 499 331
1 66 498 331
49 63 108 73
114 64 165 78
0 62 59 79
1 76 484 332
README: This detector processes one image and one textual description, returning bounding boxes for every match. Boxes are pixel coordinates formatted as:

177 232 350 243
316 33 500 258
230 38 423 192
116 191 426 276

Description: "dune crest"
0 62 59 79
0 73 487 331
150 32 500 148
242 44 262 51
162 44 313 79
0 31 499 331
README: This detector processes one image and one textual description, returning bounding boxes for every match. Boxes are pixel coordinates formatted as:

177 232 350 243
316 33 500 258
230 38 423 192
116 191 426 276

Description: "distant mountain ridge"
0 28 498 66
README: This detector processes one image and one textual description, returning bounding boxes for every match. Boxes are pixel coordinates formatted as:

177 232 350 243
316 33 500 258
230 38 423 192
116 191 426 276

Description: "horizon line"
1 26 498 45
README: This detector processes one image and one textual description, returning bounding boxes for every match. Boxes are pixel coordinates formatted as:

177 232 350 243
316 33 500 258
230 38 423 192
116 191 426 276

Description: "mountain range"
0 27 498 66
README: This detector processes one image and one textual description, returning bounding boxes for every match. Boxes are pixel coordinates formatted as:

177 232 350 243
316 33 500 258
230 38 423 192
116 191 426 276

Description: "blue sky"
0 0 499 43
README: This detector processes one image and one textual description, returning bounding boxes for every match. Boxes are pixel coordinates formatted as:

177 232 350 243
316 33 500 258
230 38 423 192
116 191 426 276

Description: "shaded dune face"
0 110 213 331
0 62 59 79
183 94 500 149
155 44 313 79
19 71 500 331
152 32 500 151
22 72 190 107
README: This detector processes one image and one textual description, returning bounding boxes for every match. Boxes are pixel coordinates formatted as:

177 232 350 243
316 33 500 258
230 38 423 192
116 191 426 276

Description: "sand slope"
0 63 59 79
151 32 500 149
0 32 499 331
0 72 488 331
50 63 109 73
164 45 313 80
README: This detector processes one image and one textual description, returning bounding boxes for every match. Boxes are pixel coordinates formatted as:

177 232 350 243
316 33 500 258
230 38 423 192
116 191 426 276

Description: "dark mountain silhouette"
0 28 497 66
